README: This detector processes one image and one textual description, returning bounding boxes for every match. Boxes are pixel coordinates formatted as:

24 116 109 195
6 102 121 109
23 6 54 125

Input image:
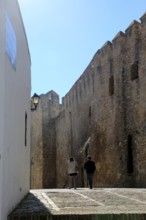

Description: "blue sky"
18 0 146 100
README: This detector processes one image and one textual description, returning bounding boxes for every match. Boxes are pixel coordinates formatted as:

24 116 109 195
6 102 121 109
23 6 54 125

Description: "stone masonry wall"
31 91 60 188
31 12 146 188
31 101 43 188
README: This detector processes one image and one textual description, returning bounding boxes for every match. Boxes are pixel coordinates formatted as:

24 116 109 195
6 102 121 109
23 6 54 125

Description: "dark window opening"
127 134 133 175
89 106 91 118
109 59 113 74
131 61 138 80
97 66 102 74
109 75 114 96
25 112 27 146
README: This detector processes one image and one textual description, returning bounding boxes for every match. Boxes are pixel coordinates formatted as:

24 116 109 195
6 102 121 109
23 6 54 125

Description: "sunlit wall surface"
0 0 31 219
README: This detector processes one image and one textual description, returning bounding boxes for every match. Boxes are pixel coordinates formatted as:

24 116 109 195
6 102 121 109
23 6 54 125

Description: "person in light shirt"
68 157 79 189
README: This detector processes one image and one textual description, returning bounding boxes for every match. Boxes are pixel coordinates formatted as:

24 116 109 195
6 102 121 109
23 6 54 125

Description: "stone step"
8 188 146 220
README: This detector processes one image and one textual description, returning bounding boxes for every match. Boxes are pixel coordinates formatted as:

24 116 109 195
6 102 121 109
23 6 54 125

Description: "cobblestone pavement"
9 188 146 219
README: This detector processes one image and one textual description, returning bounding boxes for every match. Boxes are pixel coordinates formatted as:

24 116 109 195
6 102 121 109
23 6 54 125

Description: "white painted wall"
0 0 31 219
0 0 5 218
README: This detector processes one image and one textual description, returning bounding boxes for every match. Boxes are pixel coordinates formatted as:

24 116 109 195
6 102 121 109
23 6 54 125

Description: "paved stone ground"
8 188 146 220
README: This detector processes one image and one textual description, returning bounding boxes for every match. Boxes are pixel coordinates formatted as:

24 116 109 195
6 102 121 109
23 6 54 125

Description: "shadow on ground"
8 192 51 220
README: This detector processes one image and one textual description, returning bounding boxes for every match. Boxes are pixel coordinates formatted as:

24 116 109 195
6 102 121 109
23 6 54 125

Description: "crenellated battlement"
62 14 145 111
112 31 125 49
140 11 146 25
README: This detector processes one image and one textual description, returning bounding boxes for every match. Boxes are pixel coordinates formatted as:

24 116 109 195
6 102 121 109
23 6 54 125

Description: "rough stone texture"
31 13 146 188
31 98 43 188
31 91 60 189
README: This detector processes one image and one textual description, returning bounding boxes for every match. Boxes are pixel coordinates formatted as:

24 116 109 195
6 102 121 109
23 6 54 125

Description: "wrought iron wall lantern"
31 93 39 111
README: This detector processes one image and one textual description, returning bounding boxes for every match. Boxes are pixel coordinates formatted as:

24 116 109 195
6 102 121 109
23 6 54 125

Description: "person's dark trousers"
87 173 94 189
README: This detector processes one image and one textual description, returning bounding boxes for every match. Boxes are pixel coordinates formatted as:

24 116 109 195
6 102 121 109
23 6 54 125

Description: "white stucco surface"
0 1 31 219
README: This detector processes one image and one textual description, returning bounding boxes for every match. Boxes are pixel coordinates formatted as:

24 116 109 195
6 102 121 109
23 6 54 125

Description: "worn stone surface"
31 12 146 188
8 188 146 219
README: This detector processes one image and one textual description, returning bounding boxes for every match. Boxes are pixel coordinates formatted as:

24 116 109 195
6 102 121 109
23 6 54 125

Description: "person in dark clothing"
84 156 96 189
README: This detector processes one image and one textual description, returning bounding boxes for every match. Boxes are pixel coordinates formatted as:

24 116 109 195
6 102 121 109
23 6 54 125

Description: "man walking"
84 156 96 189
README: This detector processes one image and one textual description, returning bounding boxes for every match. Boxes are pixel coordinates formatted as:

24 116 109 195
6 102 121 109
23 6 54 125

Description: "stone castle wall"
31 12 146 188
31 91 60 188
